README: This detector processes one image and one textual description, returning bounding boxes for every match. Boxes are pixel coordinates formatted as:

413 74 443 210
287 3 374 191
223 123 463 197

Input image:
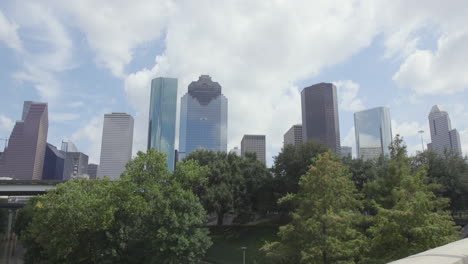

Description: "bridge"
0 180 63 196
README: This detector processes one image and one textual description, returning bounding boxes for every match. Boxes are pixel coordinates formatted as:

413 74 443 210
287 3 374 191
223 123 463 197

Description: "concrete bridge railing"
390 238 468 264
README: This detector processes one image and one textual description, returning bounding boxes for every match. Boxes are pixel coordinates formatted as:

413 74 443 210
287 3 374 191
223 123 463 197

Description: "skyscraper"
87 164 98 179
301 83 341 153
97 113 134 180
284 124 303 147
147 77 178 171
179 75 227 159
241 135 266 164
427 105 462 156
354 107 393 160
42 143 65 180
0 101 48 180
63 152 89 180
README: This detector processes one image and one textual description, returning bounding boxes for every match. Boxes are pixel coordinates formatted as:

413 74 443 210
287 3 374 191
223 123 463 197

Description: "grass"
204 225 279 264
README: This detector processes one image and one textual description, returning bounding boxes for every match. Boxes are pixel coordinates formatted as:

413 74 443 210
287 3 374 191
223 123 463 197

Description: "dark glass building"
42 143 65 180
179 75 227 159
301 83 341 153
148 77 178 170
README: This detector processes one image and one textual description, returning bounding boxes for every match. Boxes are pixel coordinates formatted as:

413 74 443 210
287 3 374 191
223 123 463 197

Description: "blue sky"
0 0 467 166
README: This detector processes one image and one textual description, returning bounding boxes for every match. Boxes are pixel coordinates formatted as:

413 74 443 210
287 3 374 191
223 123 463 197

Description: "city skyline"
1 1 468 166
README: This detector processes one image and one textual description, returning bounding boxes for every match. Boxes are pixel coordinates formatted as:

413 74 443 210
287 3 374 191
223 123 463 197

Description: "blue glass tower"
179 75 227 159
148 77 178 170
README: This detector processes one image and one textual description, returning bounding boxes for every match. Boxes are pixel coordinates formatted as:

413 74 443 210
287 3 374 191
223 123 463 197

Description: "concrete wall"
390 239 468 264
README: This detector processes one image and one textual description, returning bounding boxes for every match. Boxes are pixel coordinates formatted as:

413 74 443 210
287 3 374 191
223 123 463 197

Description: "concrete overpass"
0 180 63 196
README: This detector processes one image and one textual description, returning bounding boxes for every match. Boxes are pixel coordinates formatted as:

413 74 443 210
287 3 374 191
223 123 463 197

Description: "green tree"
262 152 365 264
365 136 458 263
17 149 211 264
272 140 329 197
184 150 272 225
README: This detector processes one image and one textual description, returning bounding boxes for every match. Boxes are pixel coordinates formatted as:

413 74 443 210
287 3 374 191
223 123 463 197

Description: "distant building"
340 146 352 158
179 75 227 159
61 140 79 153
87 164 98 179
284 124 303 147
241 135 266 164
301 83 341 153
427 105 462 156
42 143 65 180
354 107 393 160
0 101 48 180
148 77 178 171
97 113 134 180
63 152 88 180
229 146 241 156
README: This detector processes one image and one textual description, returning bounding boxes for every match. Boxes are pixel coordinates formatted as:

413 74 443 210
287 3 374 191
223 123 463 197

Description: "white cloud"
49 113 80 123
334 80 366 112
391 120 426 139
71 115 103 164
0 10 22 51
50 0 174 77
460 128 468 157
0 115 14 133
342 126 356 158
11 2 73 101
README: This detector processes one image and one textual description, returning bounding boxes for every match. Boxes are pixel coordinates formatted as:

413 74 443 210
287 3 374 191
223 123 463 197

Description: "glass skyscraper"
354 106 393 160
147 77 178 170
427 105 462 156
179 75 227 159
301 83 341 154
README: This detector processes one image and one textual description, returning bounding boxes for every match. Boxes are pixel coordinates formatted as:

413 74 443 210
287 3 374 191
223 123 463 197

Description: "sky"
0 0 467 167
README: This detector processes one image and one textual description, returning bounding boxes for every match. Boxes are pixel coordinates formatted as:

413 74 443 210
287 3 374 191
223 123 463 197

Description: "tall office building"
97 113 134 180
241 135 266 164
354 107 393 160
63 152 89 180
42 143 65 180
147 77 178 171
427 105 462 156
87 164 98 179
179 75 227 159
0 101 48 180
340 146 352 158
301 83 341 153
284 124 303 147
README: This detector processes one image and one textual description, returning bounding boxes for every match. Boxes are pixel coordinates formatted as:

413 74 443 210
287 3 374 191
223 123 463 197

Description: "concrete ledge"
390 239 468 264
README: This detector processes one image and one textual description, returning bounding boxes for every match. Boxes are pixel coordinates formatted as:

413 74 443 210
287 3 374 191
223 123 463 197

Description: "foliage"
262 152 365 264
17 149 211 264
411 150 468 213
184 150 273 225
364 135 459 263
272 140 329 200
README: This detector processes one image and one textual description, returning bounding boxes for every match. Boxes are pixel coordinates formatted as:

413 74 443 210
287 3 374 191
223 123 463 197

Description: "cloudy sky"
0 0 467 166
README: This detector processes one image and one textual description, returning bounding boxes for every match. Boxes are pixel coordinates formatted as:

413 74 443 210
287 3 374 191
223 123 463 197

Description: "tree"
184 150 272 225
272 140 329 197
262 152 365 264
17 149 212 264
411 151 468 214
365 136 458 263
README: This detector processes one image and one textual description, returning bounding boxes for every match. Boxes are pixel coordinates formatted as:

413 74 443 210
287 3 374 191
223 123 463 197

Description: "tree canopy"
16 149 211 264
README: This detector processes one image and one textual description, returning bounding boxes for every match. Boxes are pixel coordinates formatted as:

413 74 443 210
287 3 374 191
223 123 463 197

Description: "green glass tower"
148 77 178 170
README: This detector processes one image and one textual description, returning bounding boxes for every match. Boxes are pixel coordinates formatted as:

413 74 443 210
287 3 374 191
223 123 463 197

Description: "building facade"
284 124 303 147
0 101 48 180
97 113 134 180
354 107 392 160
229 146 241 156
427 105 462 156
179 75 227 159
87 164 98 179
301 83 341 153
42 143 66 180
241 135 266 164
63 152 89 180
147 77 178 171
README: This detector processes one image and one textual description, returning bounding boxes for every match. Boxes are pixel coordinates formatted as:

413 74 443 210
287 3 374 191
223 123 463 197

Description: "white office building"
97 113 134 180
241 135 266 164
284 124 303 147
